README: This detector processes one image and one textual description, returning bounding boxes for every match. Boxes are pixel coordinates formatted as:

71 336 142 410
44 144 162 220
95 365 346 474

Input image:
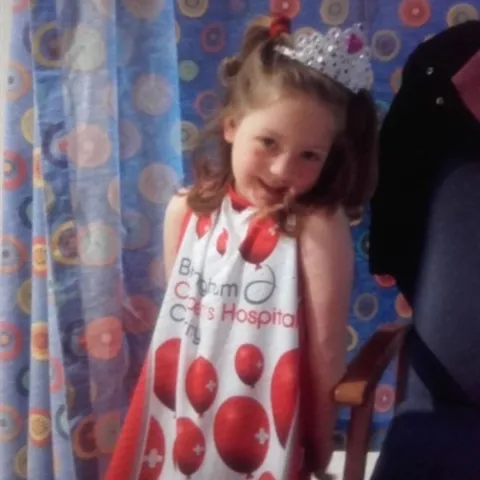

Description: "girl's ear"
223 116 237 144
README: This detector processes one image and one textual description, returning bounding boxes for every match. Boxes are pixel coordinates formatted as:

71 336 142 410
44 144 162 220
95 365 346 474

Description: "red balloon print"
235 344 264 387
185 356 218 416
259 473 276 480
139 417 165 480
196 215 212 239
153 338 181 411
216 228 228 256
239 216 279 267
214 396 270 476
271 349 299 448
173 417 206 476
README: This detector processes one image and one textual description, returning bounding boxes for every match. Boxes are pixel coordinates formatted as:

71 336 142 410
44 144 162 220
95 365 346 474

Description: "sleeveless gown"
106 188 310 480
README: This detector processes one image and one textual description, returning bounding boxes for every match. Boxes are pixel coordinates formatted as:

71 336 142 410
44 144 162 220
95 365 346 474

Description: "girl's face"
224 92 336 207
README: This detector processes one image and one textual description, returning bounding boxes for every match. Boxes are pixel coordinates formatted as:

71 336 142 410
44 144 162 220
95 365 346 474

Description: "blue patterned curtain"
1 0 479 478
1 0 181 478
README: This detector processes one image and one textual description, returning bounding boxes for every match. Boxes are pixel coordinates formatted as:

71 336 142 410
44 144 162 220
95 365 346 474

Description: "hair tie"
269 15 291 38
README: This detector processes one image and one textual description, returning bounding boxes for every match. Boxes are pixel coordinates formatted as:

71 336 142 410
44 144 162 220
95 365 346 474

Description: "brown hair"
186 15 378 232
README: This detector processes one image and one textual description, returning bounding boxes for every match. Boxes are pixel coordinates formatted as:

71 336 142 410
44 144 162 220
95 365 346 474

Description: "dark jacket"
369 20 480 304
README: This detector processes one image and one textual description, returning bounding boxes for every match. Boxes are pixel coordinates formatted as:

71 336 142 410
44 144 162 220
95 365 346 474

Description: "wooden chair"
334 323 410 480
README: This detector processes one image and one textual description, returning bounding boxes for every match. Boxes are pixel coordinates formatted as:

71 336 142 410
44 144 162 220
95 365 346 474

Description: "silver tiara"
275 24 373 93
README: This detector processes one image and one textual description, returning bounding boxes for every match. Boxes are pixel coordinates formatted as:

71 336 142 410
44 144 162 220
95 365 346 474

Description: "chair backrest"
403 155 480 409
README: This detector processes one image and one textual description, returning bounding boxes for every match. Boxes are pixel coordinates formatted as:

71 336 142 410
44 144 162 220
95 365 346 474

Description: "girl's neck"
227 183 253 209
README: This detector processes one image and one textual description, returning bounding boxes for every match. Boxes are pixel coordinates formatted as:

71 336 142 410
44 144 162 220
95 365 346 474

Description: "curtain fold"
1 0 181 478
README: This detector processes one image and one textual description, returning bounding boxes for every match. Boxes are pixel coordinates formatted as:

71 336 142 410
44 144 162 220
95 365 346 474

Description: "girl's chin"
253 189 285 208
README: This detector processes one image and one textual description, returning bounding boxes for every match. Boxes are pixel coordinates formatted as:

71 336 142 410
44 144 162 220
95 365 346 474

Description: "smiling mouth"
257 178 288 197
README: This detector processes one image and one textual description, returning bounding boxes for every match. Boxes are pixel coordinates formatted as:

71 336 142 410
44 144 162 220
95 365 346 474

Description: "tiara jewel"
275 23 373 93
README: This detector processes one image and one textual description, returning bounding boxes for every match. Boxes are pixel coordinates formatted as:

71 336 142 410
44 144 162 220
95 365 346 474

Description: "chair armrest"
334 323 410 406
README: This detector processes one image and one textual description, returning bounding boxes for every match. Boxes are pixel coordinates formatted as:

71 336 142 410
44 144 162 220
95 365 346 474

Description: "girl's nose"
268 154 294 183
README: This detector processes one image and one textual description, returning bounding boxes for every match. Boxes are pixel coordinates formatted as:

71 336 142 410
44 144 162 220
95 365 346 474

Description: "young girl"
106 15 377 480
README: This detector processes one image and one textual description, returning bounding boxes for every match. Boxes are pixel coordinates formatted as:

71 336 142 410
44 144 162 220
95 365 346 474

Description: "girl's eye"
259 137 276 149
302 151 320 161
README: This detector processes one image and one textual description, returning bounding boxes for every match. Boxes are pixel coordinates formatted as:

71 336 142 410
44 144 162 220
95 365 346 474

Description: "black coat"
369 20 480 304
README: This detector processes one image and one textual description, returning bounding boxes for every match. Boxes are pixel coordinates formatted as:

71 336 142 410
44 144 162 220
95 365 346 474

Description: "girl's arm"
163 193 189 281
299 207 354 474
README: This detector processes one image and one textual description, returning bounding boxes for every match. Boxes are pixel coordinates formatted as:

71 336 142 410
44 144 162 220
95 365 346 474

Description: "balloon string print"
242 264 276 306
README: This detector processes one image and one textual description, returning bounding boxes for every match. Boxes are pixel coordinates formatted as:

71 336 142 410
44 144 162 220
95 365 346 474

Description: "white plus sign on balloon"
206 380 216 392
193 443 205 456
143 449 163 469
255 428 269 445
